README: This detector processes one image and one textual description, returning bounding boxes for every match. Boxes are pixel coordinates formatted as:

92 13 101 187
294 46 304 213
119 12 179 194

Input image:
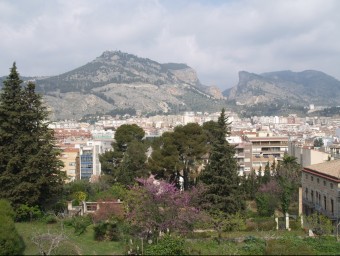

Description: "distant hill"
223 70 340 107
2 54 340 120
1 51 225 120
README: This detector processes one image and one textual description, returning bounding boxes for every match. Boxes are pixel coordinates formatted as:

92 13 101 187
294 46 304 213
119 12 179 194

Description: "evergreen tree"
99 124 146 185
262 161 271 184
0 63 64 209
199 109 245 214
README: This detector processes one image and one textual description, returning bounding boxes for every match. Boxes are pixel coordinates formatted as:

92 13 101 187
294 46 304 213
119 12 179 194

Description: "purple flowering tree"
126 176 204 238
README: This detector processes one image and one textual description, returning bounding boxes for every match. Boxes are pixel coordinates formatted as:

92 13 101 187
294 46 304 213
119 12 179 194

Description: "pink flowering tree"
125 176 204 238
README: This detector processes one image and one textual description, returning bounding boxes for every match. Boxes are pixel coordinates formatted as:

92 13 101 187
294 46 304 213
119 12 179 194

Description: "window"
324 196 327 210
317 178 319 184
305 173 308 179
311 190 314 202
323 180 326 186
330 183 333 189
331 199 334 215
305 188 308 199
69 162 76 166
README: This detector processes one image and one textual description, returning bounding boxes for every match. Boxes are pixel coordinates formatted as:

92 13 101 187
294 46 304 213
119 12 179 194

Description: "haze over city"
1 0 340 90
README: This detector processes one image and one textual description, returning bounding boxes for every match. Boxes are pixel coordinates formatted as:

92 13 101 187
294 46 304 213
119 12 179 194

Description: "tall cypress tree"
200 108 245 214
0 63 64 209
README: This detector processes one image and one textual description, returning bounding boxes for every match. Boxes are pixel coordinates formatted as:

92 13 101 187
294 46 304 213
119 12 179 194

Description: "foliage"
64 215 92 236
255 193 277 217
245 217 276 231
43 213 58 224
93 220 120 241
313 138 324 147
126 177 204 237
306 213 333 236
93 183 129 201
148 123 207 189
31 228 67 256
0 199 15 219
0 63 64 209
15 204 43 222
275 154 301 214
0 199 25 255
304 236 340 254
99 124 147 185
148 132 182 180
265 236 315 255
145 234 186 255
116 140 148 185
241 170 260 200
242 236 266 255
199 108 246 214
16 221 126 255
91 199 124 224
255 179 280 217
208 210 247 243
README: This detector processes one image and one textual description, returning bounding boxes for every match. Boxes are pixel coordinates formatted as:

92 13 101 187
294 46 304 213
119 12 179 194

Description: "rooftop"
304 159 340 180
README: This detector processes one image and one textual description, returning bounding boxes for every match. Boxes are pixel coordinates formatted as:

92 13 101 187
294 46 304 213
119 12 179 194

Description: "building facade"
302 160 340 224
245 135 288 172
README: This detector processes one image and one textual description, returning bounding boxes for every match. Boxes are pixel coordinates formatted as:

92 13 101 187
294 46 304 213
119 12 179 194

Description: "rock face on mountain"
224 70 340 106
27 51 225 120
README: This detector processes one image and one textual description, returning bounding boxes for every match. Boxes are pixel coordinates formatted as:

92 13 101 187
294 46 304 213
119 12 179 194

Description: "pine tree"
0 63 64 209
199 109 245 214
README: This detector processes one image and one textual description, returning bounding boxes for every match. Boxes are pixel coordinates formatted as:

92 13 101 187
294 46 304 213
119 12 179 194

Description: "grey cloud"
1 0 340 90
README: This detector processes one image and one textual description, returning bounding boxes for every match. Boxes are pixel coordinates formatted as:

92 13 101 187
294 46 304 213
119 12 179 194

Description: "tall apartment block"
227 136 253 176
244 133 288 173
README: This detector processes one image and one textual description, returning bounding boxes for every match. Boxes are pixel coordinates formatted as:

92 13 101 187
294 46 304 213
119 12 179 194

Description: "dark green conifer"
0 63 64 209
200 109 245 214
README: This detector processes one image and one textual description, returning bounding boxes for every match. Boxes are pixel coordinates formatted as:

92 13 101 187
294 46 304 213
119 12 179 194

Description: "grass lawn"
16 221 126 255
16 221 340 255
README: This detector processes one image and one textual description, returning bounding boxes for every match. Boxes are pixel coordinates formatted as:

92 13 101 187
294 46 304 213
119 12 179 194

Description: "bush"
64 215 92 235
0 199 15 219
93 221 120 241
144 234 186 255
255 193 277 217
43 213 58 224
245 217 276 231
265 237 315 255
242 236 266 255
306 213 333 236
0 201 25 255
15 204 42 222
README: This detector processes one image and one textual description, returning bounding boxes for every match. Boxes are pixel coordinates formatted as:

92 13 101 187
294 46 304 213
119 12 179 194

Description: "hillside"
224 70 340 107
29 51 225 120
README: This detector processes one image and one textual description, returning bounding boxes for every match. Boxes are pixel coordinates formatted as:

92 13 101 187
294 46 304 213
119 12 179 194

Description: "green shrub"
0 206 25 255
304 236 340 254
306 213 333 236
43 213 58 224
255 193 277 217
241 236 266 255
265 237 315 255
15 204 42 222
64 215 92 235
93 221 120 241
0 199 15 219
289 219 302 231
245 217 275 231
144 235 186 255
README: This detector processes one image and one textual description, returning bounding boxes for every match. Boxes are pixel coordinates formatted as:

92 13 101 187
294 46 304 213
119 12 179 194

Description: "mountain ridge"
223 70 340 106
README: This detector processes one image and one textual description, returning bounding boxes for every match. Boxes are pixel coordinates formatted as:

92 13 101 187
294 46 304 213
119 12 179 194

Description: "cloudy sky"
1 0 340 90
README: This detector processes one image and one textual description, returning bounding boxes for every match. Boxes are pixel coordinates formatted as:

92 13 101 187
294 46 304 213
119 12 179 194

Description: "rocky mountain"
224 70 340 107
12 51 226 120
